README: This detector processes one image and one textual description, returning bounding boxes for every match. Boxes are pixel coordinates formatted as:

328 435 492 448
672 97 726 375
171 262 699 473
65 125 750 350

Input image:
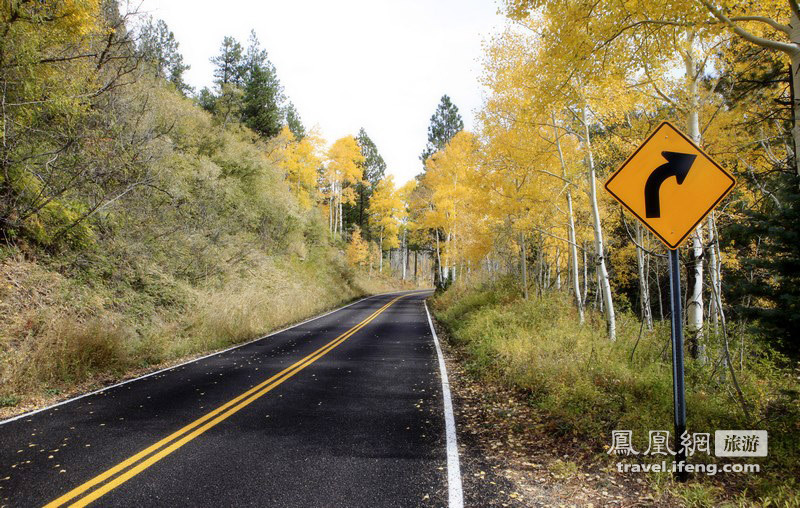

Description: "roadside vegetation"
0 2 419 415
0 243 400 413
433 281 800 505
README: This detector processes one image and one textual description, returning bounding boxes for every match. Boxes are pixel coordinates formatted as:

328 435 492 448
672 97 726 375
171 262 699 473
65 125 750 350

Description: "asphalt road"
0 290 458 507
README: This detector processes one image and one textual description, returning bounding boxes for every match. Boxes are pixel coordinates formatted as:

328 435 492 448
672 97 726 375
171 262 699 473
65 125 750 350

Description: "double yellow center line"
46 293 415 507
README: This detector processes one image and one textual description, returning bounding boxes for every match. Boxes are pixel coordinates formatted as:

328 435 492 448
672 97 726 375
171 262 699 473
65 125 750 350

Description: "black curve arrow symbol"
644 151 697 218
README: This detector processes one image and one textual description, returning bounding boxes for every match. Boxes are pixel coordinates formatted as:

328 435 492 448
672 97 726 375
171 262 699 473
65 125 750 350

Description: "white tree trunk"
567 191 584 322
635 222 654 330
684 36 706 362
596 269 603 312
553 112 584 321
444 232 452 283
435 229 443 284
583 105 616 340
582 245 589 305
687 229 706 361
338 190 343 238
707 212 722 334
402 229 407 280
544 250 551 290
379 233 384 272
335 183 340 236
335 183 341 237
555 246 562 290
521 232 529 300
329 189 334 235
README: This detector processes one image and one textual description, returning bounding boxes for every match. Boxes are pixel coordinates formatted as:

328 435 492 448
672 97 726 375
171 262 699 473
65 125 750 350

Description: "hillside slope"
0 72 404 417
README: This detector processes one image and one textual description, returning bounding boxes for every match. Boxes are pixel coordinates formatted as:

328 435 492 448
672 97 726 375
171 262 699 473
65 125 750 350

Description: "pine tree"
418 95 464 289
241 31 283 138
208 36 245 126
420 94 464 165
197 87 216 113
727 172 800 360
358 128 387 188
211 36 244 86
285 102 306 140
346 128 386 237
137 17 191 95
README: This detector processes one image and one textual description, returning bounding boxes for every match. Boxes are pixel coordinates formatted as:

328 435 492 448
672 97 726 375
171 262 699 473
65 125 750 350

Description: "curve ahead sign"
604 121 735 250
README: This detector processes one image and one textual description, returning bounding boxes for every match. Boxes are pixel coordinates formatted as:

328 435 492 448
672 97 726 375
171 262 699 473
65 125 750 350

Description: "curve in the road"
0 290 462 507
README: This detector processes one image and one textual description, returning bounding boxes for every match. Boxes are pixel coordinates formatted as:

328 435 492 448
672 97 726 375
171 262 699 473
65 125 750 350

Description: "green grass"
0 395 20 407
432 279 800 505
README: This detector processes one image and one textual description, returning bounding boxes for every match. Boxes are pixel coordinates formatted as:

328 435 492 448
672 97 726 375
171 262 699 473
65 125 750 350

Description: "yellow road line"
45 293 418 508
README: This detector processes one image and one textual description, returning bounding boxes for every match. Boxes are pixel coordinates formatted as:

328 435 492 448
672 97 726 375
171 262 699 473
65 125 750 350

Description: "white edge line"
425 300 464 508
0 290 417 426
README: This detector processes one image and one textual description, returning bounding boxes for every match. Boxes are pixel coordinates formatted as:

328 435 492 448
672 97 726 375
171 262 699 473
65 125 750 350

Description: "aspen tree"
369 175 405 272
346 226 369 267
325 136 364 238
272 126 323 209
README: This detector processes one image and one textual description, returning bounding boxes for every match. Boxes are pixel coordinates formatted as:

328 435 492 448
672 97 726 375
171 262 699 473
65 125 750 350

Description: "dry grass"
8 317 132 392
0 249 411 417
184 262 359 354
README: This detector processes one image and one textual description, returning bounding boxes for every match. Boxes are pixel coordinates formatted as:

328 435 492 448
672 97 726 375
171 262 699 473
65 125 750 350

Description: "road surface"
0 290 462 507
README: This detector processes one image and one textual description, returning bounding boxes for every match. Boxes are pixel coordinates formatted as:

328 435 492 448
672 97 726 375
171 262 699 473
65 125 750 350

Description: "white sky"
135 0 509 183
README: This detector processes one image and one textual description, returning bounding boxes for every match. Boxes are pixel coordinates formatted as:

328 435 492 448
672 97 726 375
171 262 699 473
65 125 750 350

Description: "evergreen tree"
137 17 191 95
420 94 464 164
211 36 244 86
727 172 800 360
344 128 386 237
207 36 245 126
168 58 190 95
714 38 798 359
358 128 386 189
197 87 216 113
241 31 283 138
285 102 306 140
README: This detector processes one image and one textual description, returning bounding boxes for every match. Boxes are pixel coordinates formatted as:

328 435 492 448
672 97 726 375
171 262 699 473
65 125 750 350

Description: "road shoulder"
0 291 412 423
430 316 677 507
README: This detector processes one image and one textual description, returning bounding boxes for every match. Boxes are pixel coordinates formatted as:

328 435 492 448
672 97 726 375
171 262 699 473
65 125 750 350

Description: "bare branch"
698 0 798 55
730 16 790 34
621 212 668 258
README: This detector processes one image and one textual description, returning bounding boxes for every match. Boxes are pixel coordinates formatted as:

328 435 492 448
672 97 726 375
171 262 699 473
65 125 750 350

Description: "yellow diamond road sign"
604 121 735 250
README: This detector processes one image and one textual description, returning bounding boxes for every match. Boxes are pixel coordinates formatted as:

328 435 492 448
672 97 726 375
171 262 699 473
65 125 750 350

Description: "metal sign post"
668 248 688 482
